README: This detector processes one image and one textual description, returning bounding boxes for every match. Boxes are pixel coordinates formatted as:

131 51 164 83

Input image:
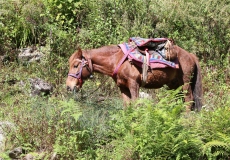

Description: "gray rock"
0 121 15 152
18 47 44 63
9 147 25 159
0 128 4 151
139 92 151 99
29 78 53 96
24 154 34 160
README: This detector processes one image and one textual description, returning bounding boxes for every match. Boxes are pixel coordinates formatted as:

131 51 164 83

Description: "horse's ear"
168 38 176 45
77 46 81 52
73 47 83 58
69 47 83 63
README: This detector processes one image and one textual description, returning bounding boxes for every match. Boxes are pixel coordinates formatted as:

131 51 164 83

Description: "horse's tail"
191 54 203 111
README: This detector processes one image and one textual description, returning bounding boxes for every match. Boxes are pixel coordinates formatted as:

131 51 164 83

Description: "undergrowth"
1 71 230 159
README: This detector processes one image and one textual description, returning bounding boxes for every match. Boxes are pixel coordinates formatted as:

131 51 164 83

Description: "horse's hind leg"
128 80 140 100
183 83 194 112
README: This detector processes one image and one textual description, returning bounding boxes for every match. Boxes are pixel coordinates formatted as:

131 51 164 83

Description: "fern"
217 132 230 144
202 140 230 159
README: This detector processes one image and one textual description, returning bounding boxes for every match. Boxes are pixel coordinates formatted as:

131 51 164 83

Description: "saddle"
129 37 176 60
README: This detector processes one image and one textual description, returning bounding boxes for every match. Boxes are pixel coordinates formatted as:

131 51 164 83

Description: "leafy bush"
0 0 47 49
42 0 83 29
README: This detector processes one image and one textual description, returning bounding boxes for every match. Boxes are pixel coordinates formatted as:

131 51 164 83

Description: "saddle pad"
119 42 179 69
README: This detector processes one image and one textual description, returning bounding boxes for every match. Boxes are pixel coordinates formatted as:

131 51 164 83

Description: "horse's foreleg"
119 87 131 107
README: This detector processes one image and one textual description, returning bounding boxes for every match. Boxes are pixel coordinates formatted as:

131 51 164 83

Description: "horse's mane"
86 45 119 56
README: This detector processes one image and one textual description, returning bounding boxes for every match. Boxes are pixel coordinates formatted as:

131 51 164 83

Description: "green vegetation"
0 0 230 159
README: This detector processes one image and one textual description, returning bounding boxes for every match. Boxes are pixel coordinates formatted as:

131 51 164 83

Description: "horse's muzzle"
67 85 79 94
67 86 72 92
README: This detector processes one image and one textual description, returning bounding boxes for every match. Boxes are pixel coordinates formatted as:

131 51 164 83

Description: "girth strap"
141 49 150 87
112 47 134 77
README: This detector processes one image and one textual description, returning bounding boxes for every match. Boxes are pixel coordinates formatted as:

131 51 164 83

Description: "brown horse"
66 42 203 112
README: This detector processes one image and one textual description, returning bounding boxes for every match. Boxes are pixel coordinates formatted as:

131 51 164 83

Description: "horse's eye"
74 65 78 68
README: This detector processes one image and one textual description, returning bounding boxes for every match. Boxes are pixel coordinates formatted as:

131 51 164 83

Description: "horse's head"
66 48 93 92
164 39 178 60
